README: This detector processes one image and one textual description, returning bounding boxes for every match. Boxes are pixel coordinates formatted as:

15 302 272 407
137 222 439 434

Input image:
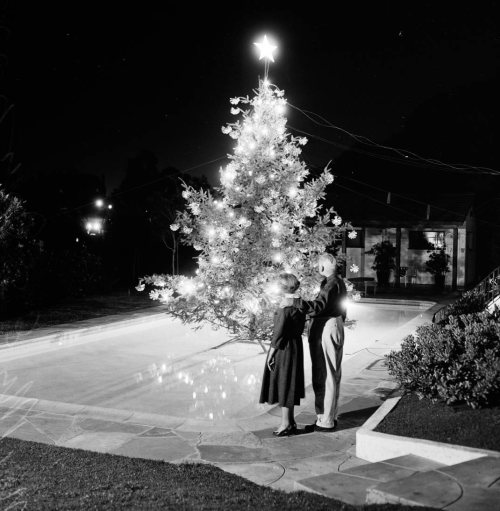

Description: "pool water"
0 301 429 421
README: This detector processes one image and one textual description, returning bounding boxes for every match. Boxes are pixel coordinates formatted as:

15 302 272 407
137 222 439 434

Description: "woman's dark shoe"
273 425 295 437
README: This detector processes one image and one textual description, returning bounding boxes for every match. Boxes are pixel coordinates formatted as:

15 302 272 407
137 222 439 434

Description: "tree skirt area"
375 393 500 452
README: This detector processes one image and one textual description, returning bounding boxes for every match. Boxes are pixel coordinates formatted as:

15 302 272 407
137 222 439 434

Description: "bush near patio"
385 307 500 409
435 289 487 323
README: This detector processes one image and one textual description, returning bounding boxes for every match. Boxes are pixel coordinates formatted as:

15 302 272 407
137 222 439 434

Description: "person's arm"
292 279 344 317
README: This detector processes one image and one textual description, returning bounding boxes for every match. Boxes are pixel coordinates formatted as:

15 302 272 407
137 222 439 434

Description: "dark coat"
259 306 306 407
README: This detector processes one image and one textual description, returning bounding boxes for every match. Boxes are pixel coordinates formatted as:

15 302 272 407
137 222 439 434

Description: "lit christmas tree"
138 39 360 350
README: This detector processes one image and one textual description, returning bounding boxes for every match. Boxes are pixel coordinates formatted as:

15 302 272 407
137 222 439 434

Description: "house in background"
327 193 476 290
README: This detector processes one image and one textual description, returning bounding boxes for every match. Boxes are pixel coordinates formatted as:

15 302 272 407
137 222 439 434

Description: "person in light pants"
281 253 347 432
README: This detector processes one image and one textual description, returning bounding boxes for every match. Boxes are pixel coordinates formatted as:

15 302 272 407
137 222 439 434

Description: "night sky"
6 2 500 195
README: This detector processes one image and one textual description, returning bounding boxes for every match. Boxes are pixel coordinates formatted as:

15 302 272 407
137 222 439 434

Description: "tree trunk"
249 313 267 353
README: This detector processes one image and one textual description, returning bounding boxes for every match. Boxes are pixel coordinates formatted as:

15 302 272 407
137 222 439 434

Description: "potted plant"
364 240 396 287
425 249 450 288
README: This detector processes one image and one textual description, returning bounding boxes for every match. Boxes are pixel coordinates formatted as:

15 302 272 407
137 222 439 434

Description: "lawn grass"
374 392 500 451
0 437 439 511
0 290 159 337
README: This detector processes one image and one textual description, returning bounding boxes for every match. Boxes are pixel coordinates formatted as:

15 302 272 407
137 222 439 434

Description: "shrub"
437 289 487 323
0 188 45 317
385 311 500 408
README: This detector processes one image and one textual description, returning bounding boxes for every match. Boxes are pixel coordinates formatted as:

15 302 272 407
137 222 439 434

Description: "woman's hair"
278 272 300 294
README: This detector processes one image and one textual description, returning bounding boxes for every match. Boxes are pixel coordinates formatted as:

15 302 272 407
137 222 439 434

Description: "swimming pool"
0 300 432 421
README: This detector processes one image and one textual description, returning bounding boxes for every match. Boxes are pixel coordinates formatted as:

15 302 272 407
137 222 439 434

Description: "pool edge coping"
0 307 169 352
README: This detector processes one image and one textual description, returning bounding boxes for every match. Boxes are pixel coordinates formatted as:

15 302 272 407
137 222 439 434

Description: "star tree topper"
254 35 277 62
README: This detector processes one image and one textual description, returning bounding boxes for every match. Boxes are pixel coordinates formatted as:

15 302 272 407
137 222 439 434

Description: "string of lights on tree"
137 35 360 350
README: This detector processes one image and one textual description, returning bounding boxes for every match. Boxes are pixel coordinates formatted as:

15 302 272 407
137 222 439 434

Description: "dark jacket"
293 274 347 320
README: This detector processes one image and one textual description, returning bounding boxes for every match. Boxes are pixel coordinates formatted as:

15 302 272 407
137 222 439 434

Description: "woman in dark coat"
259 273 306 436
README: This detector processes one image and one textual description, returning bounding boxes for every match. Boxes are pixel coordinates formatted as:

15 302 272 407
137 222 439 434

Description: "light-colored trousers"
308 316 344 428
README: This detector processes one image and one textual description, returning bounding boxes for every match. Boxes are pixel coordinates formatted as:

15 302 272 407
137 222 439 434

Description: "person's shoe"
314 420 338 432
304 421 316 432
272 424 295 437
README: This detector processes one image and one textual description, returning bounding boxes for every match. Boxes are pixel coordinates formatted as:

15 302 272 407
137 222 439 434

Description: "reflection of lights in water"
247 374 257 385
148 363 158 377
140 352 270 420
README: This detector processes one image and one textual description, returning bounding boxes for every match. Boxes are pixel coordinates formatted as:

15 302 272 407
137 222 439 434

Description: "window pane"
409 231 445 249
346 230 364 248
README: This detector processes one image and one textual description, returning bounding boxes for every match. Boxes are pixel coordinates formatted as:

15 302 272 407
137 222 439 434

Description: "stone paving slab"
27 415 75 443
110 436 197 462
235 412 286 432
124 412 186 429
176 418 244 433
261 432 354 462
277 452 370 491
200 431 264 449
342 461 418 482
58 431 135 453
218 462 285 486
295 472 380 506
138 427 176 437
4 420 55 445
366 470 462 507
198 444 273 464
174 430 201 444
443 485 500 511
0 416 30 437
382 454 447 472
76 417 151 435
438 456 500 488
